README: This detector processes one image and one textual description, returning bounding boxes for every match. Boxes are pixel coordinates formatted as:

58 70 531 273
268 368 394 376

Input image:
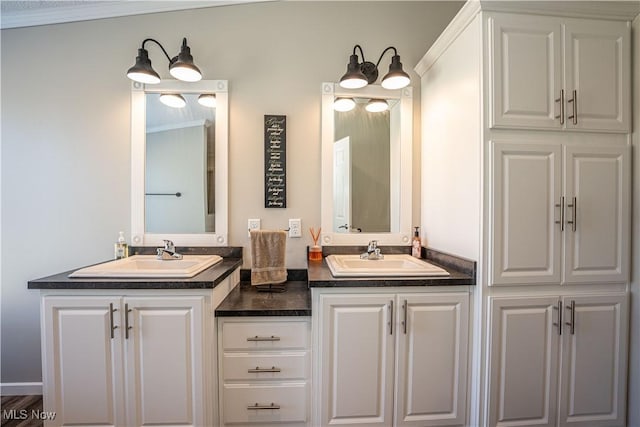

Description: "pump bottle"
114 231 129 259
411 226 421 258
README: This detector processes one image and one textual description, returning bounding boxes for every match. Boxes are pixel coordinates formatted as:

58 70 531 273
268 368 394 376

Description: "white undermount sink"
68 254 223 279
326 254 450 278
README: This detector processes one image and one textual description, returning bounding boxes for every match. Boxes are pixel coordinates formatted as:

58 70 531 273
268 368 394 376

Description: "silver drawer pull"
247 403 280 410
248 366 281 373
247 335 280 342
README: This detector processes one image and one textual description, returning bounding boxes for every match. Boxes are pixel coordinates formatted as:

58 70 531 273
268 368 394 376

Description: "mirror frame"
320 82 413 246
130 80 229 247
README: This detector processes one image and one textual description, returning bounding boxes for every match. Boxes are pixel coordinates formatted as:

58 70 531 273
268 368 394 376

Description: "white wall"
629 13 640 427
0 1 463 385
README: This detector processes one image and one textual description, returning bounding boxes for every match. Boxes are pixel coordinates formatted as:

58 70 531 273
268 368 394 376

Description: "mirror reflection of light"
334 97 356 112
198 94 217 108
159 93 187 108
365 99 389 112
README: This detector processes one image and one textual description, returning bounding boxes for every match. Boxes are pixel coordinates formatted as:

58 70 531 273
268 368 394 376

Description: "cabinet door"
41 296 124 427
488 13 563 130
564 19 630 132
563 146 630 284
395 293 469 427
488 296 560 427
319 294 395 426
559 294 628 427
490 142 562 285
124 296 205 427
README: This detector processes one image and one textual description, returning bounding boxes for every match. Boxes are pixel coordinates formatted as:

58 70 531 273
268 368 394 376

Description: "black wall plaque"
264 115 286 208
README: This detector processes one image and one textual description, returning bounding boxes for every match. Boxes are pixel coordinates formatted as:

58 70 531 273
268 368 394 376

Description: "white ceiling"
0 1 269 29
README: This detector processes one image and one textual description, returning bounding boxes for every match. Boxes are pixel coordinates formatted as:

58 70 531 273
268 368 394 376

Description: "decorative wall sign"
264 115 287 208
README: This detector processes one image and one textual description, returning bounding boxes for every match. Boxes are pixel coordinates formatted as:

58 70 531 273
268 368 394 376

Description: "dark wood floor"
1 395 43 427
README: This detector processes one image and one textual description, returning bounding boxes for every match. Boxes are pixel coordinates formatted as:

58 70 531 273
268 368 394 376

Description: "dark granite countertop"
216 281 311 317
308 247 476 288
28 247 243 290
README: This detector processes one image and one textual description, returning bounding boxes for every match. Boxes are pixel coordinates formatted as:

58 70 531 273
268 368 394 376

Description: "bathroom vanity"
28 249 242 427
308 248 475 427
29 245 474 427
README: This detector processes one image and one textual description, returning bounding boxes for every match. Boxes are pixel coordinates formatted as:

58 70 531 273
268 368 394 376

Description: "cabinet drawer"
222 321 308 350
223 383 307 424
223 352 307 381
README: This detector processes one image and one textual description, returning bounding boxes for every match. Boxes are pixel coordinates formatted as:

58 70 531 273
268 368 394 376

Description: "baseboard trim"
0 382 43 396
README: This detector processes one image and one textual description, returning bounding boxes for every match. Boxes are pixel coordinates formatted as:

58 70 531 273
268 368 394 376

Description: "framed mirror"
131 80 228 246
320 82 413 245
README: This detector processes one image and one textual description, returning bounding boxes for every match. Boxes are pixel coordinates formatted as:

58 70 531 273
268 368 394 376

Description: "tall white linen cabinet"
415 2 635 426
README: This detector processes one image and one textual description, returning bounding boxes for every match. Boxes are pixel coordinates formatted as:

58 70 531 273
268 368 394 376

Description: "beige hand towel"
250 230 288 286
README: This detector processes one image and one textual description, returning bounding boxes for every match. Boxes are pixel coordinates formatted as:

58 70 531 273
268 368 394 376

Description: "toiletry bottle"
114 231 129 259
412 226 421 258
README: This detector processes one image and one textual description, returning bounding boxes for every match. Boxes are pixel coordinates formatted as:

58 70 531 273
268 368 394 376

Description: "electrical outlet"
248 219 261 237
288 218 302 238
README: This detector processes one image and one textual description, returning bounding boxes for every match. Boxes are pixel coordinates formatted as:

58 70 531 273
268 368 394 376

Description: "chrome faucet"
156 240 183 260
360 240 384 260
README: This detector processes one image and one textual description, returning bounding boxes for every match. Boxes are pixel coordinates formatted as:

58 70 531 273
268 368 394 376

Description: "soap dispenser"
411 226 421 258
114 231 129 259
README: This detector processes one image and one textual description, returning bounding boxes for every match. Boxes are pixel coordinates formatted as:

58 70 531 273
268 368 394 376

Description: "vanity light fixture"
333 97 356 112
159 93 187 108
198 93 217 108
339 45 410 90
127 37 202 84
365 98 389 113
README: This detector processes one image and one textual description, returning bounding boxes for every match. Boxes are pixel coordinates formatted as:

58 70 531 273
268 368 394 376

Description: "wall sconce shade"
365 98 389 112
198 93 217 108
127 38 202 84
169 38 202 82
338 45 410 90
333 97 356 112
381 55 411 90
127 48 161 84
340 53 368 89
159 93 187 108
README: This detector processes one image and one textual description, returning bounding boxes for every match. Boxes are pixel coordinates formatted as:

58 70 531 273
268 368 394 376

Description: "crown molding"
1 1 271 30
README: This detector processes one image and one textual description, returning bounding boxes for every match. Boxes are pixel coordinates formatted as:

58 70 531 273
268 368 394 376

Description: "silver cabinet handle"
402 300 408 334
565 300 576 335
109 303 118 339
247 403 280 410
388 300 394 335
567 90 577 125
566 197 577 232
247 335 280 342
555 89 565 125
555 196 565 231
125 303 132 339
552 300 562 335
248 366 281 373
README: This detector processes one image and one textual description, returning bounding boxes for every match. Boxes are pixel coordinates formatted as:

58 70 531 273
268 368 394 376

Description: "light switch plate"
248 219 261 237
288 218 302 238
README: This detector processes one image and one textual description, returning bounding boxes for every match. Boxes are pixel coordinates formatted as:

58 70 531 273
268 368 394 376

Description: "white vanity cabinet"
490 142 630 286
489 13 630 132
313 289 470 427
488 293 628 427
42 295 206 427
39 268 240 427
41 296 125 426
217 317 311 427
